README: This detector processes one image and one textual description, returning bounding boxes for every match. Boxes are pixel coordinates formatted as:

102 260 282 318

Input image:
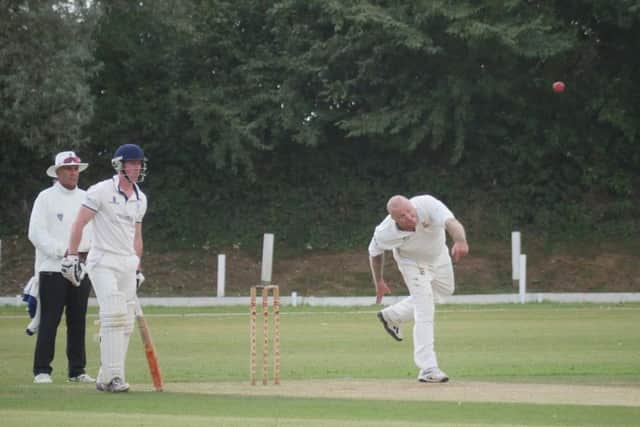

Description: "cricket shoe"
34 373 53 384
96 377 129 393
377 311 403 341
69 373 95 383
418 367 449 383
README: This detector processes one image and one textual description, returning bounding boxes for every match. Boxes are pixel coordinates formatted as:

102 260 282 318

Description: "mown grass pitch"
1 303 639 426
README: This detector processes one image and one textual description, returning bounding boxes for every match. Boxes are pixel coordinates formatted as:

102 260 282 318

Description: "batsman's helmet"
112 143 148 183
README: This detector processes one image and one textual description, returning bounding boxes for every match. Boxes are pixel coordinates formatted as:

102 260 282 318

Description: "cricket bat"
136 302 164 391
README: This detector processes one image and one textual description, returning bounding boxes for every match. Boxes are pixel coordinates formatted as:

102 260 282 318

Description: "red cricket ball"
552 81 566 93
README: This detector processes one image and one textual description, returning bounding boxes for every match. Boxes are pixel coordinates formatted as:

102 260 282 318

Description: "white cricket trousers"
381 260 454 370
86 250 138 383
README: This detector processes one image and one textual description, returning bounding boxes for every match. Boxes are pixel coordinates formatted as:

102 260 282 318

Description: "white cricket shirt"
83 175 147 256
28 182 91 273
368 195 454 267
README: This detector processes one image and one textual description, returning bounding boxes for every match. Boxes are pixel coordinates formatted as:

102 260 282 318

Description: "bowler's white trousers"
381 259 454 370
86 250 138 383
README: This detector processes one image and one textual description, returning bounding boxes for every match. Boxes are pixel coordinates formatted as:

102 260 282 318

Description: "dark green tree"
4 0 638 244
0 0 99 232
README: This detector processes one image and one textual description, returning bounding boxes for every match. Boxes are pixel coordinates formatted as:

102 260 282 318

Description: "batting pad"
99 292 129 381
120 300 137 380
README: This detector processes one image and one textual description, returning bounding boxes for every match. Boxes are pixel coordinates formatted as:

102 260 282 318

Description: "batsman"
63 143 148 393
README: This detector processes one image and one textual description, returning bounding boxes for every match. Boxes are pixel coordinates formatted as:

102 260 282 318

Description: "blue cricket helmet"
112 143 148 183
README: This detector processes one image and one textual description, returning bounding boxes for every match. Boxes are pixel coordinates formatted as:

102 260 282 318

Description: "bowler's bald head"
386 195 417 231
387 195 410 216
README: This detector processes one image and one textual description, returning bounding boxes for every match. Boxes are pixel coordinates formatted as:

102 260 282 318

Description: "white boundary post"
217 254 226 297
261 233 274 284
519 254 527 304
511 231 521 281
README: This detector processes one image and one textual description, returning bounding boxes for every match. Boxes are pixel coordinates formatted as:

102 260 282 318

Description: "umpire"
29 151 94 384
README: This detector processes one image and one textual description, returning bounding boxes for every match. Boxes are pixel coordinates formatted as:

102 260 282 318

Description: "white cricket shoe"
69 373 95 383
34 373 53 384
418 367 449 383
96 377 130 393
377 311 403 341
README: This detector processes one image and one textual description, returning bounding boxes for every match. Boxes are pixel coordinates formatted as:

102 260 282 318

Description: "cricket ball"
552 81 566 93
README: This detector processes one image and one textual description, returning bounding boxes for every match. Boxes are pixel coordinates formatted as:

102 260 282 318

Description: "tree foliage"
1 1 638 248
0 0 98 226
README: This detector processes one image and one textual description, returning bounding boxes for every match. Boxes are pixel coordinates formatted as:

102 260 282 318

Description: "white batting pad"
99 291 128 381
119 300 137 380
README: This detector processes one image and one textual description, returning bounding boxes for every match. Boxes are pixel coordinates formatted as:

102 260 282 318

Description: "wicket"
250 285 280 385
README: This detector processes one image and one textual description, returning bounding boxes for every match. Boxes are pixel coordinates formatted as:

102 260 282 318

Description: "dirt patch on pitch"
159 379 640 407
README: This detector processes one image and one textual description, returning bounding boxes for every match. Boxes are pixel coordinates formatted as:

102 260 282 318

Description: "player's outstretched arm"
67 206 96 255
445 218 469 263
370 254 391 304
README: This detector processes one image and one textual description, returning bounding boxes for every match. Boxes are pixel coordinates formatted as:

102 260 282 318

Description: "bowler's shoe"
377 311 403 341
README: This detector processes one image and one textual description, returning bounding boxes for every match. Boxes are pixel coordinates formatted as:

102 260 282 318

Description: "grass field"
1 303 639 426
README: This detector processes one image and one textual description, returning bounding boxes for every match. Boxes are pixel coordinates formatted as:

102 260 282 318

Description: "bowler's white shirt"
368 195 454 267
83 175 147 256
28 182 92 272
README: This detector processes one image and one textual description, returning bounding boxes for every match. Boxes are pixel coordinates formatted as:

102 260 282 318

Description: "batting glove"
61 255 86 287
136 270 145 289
